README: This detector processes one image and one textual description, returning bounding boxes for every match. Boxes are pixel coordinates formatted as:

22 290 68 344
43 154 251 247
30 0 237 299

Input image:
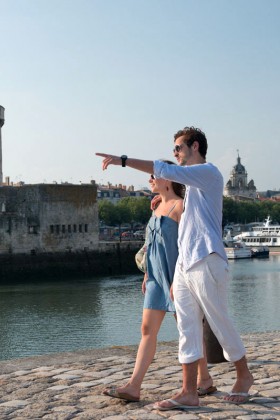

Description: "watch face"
121 155 127 167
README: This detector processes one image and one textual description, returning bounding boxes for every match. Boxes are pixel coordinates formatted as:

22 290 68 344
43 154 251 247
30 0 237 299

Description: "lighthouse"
0 105 4 185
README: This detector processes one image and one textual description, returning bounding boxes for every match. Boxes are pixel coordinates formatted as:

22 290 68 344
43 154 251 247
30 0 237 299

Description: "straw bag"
135 244 147 273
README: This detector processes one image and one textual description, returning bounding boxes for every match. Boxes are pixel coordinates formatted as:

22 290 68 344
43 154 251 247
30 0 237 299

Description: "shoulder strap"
166 202 177 217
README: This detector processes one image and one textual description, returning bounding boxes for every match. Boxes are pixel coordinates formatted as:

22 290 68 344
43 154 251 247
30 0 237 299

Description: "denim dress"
143 212 179 312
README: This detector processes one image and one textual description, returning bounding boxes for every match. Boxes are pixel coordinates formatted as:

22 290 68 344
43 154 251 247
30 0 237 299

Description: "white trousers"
173 253 246 364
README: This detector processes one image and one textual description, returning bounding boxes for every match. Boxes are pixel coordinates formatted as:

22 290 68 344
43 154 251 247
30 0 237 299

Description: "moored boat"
224 242 252 259
251 246 270 258
233 216 280 253
224 231 252 259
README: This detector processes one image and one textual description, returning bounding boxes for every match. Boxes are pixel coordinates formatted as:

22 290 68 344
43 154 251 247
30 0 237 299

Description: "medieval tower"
0 105 4 185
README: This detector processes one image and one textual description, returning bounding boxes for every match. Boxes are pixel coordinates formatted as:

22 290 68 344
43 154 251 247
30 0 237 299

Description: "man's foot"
153 398 200 411
223 392 251 404
223 372 254 404
153 391 199 411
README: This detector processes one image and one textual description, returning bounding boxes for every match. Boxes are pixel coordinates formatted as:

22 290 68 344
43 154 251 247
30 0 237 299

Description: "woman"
103 162 215 401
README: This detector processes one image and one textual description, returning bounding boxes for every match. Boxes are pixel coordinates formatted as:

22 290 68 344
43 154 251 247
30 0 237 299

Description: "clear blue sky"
1 0 279 191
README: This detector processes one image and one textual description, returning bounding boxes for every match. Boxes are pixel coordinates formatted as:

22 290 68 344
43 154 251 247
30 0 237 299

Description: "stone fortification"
0 183 144 280
0 242 142 280
0 184 99 255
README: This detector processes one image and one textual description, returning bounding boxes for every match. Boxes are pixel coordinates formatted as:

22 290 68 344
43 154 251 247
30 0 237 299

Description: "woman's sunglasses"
150 174 155 180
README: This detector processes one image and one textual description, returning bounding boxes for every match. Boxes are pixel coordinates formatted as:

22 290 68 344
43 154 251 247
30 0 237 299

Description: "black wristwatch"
121 155 128 167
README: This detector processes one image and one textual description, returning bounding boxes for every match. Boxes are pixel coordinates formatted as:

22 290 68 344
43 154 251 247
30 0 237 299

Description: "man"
96 126 253 409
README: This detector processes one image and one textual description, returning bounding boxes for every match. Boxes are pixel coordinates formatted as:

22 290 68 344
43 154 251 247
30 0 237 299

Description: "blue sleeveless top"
143 213 179 312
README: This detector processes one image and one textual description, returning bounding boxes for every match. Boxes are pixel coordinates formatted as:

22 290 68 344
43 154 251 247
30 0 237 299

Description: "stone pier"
0 332 279 419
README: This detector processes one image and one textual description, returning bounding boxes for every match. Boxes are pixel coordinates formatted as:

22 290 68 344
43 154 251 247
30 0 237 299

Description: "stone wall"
0 242 142 281
0 184 99 254
0 184 144 280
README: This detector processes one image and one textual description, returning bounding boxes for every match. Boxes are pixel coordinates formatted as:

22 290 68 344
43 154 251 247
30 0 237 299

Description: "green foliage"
100 196 280 227
128 197 151 224
116 199 132 224
98 200 121 225
98 197 151 226
222 198 280 225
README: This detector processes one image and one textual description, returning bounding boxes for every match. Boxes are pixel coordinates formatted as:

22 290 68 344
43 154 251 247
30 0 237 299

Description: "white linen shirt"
154 160 227 271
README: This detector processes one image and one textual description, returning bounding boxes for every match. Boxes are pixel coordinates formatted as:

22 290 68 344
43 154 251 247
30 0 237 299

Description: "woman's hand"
170 284 174 301
95 153 121 170
142 273 148 294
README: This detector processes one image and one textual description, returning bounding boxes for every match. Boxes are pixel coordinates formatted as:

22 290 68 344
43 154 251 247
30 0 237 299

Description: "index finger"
95 153 109 158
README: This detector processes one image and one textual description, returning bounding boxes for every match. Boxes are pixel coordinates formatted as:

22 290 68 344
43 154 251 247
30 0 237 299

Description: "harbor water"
1 255 280 361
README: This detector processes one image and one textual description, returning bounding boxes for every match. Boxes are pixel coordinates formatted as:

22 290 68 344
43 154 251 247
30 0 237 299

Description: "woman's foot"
197 375 213 391
197 376 217 396
103 383 140 402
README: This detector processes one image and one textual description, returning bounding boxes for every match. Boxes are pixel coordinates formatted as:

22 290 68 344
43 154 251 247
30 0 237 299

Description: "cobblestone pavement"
0 332 279 419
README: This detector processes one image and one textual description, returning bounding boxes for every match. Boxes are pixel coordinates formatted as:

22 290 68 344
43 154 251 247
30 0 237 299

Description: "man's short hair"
174 126 208 159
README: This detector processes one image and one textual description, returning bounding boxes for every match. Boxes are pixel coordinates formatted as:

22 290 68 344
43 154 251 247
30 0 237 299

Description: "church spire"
237 149 240 164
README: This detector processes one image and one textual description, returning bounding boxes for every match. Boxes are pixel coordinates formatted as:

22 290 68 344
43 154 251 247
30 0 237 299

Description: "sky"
1 0 279 191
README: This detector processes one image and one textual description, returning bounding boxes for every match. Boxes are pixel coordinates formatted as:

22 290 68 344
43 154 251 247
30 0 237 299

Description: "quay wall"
0 241 142 281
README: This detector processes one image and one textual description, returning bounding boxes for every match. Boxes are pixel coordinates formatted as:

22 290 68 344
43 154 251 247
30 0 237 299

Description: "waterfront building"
257 190 280 201
0 183 98 254
224 151 257 201
97 183 152 204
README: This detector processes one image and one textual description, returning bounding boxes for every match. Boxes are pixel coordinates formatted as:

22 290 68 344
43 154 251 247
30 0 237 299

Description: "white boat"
223 231 252 259
233 216 280 253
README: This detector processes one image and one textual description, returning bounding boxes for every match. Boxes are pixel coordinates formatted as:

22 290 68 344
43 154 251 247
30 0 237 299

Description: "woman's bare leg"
197 340 214 390
113 309 166 398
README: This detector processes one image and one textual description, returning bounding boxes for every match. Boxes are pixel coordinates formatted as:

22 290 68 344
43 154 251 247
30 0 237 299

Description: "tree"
223 197 239 225
98 197 151 239
116 199 132 225
271 203 280 223
117 197 151 228
98 200 120 226
222 197 280 224
127 197 151 225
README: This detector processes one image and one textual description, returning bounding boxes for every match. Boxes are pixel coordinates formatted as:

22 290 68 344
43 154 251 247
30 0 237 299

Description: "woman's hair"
161 160 185 199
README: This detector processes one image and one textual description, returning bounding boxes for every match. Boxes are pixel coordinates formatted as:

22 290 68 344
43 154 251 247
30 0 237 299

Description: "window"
85 224 88 233
73 224 77 233
56 225 60 234
62 225 66 233
79 224 82 233
68 224 71 233
50 225 54 234
28 226 38 234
